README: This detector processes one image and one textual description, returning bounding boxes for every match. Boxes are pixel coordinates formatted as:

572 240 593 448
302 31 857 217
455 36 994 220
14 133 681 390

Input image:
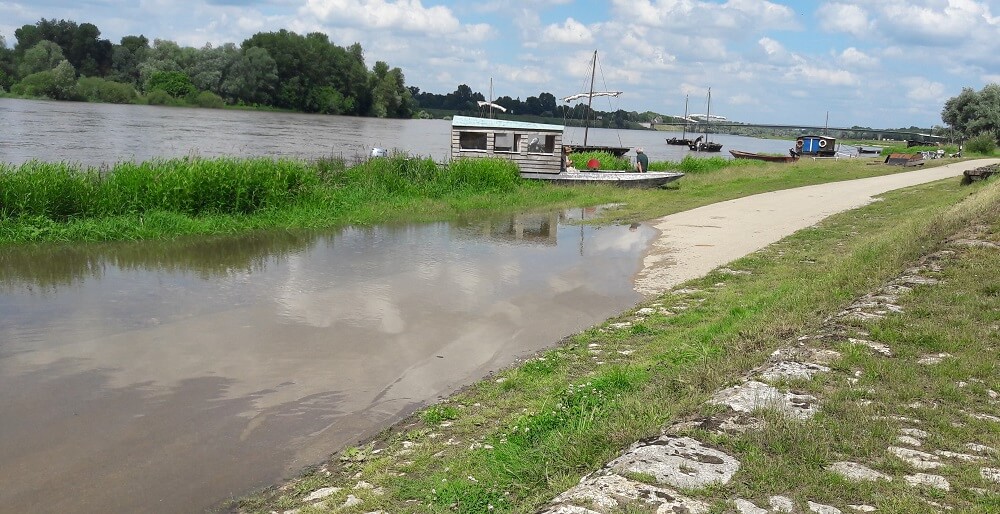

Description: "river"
0 98 801 167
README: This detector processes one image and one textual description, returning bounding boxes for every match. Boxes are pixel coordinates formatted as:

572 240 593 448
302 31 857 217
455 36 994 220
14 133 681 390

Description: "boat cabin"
451 116 565 175
794 135 837 157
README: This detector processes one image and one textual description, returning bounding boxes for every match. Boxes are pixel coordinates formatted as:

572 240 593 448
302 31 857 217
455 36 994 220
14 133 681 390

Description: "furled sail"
476 101 507 112
561 91 623 103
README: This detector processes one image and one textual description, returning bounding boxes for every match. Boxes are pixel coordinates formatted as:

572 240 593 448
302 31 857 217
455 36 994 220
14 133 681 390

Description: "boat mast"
584 50 597 147
682 94 689 140
705 87 712 143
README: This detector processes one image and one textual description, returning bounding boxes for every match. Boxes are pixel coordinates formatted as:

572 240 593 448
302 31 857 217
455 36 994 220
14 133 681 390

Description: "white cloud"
612 0 796 32
817 3 872 37
301 0 462 34
541 17 593 44
785 64 859 86
901 77 946 103
837 47 878 68
498 64 551 86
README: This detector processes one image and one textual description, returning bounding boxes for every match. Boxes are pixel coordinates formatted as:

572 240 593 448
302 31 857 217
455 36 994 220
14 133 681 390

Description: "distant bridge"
655 121 947 141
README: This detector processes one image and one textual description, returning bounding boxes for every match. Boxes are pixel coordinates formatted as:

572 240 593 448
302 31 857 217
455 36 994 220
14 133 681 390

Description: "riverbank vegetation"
0 19 413 117
0 153 968 245
234 169 1000 513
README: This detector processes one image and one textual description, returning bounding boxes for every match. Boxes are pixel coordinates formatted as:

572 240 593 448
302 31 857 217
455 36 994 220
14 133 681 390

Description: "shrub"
76 77 138 104
144 89 175 106
966 131 997 155
193 91 225 109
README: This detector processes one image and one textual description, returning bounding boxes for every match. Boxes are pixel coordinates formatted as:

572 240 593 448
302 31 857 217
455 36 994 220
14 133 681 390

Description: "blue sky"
2 0 998 128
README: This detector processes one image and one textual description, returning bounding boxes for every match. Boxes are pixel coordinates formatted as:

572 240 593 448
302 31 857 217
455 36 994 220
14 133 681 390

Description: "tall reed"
0 155 523 222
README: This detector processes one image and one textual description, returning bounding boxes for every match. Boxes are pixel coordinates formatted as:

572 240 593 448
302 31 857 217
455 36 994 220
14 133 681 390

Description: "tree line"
0 18 413 117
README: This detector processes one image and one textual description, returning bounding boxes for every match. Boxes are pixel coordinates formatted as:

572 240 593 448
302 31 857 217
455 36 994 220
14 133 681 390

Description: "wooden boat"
450 116 683 188
562 50 630 157
688 88 722 152
729 149 798 163
688 135 723 152
666 94 692 146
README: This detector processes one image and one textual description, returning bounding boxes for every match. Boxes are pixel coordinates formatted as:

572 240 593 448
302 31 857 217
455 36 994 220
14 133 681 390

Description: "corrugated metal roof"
451 115 564 132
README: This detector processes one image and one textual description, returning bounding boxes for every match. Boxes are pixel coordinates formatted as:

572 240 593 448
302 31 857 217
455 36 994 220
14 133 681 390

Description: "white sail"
476 100 507 112
561 91 623 103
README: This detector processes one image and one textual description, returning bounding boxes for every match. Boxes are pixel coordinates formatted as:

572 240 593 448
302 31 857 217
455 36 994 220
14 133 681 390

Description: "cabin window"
494 132 516 153
526 134 555 154
459 131 488 151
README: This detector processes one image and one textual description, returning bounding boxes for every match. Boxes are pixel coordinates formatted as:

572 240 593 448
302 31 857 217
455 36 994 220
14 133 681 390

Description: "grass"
233 168 1000 513
0 153 969 245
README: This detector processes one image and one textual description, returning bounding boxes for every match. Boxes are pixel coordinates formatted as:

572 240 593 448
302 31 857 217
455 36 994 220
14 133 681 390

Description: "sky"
1 0 998 129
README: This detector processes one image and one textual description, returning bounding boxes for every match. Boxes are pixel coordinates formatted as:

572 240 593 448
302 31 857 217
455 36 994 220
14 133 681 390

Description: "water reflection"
0 209 655 514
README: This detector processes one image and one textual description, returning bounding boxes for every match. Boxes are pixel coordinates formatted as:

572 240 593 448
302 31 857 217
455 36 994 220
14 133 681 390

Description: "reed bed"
0 156 523 222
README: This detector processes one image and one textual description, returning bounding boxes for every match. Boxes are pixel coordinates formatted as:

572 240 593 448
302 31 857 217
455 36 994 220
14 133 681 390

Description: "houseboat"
792 135 837 157
450 116 684 188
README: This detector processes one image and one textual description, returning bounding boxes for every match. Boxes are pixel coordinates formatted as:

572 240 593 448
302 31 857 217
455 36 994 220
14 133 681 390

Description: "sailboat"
688 88 723 152
561 50 631 157
665 94 692 146
476 77 506 118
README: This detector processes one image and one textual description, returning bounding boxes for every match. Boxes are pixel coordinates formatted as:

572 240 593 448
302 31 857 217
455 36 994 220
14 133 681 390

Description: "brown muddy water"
0 209 655 513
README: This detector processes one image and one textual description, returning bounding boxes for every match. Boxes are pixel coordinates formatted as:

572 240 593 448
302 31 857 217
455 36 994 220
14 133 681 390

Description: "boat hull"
520 170 684 188
729 150 798 163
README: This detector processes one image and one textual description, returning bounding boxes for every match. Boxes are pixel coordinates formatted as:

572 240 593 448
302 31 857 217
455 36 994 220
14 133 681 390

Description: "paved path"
636 159 999 295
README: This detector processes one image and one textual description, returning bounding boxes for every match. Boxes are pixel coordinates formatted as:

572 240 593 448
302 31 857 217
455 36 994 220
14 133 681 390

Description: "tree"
0 35 14 90
538 92 557 116
19 40 65 77
942 84 1000 140
13 19 111 77
188 42 239 94
147 70 195 97
220 46 278 105
12 59 76 99
110 35 149 85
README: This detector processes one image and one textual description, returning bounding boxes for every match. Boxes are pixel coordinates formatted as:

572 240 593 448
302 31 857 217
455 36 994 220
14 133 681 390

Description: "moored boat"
688 135 723 152
729 149 798 163
792 135 837 157
450 115 683 188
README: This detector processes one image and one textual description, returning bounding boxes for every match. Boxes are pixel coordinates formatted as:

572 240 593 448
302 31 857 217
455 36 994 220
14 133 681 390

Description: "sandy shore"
636 158 1000 296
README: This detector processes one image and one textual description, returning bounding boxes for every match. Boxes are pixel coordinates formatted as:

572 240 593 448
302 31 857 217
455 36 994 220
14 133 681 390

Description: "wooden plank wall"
451 128 563 174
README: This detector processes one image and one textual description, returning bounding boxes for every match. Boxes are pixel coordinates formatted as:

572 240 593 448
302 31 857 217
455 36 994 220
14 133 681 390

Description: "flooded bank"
0 209 654 513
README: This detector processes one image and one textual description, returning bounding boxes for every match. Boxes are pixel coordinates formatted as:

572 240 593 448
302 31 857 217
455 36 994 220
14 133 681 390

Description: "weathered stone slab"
756 361 831 382
734 498 768 513
709 380 819 419
668 412 765 435
848 338 893 357
769 496 795 512
917 353 953 365
808 500 843 513
982 468 1000 483
829 461 891 482
539 503 596 513
888 446 942 470
934 450 984 462
302 486 340 502
904 473 950 491
771 346 842 365
548 473 710 513
606 435 740 489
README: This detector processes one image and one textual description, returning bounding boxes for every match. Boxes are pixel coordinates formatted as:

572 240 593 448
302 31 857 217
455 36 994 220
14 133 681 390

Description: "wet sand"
635 159 999 295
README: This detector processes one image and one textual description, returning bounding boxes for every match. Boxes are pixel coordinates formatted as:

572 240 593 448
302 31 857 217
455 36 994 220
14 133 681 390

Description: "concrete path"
635 159 999 296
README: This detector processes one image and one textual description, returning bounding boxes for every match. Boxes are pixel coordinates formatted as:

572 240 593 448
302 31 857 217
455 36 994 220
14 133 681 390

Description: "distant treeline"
0 18 413 117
